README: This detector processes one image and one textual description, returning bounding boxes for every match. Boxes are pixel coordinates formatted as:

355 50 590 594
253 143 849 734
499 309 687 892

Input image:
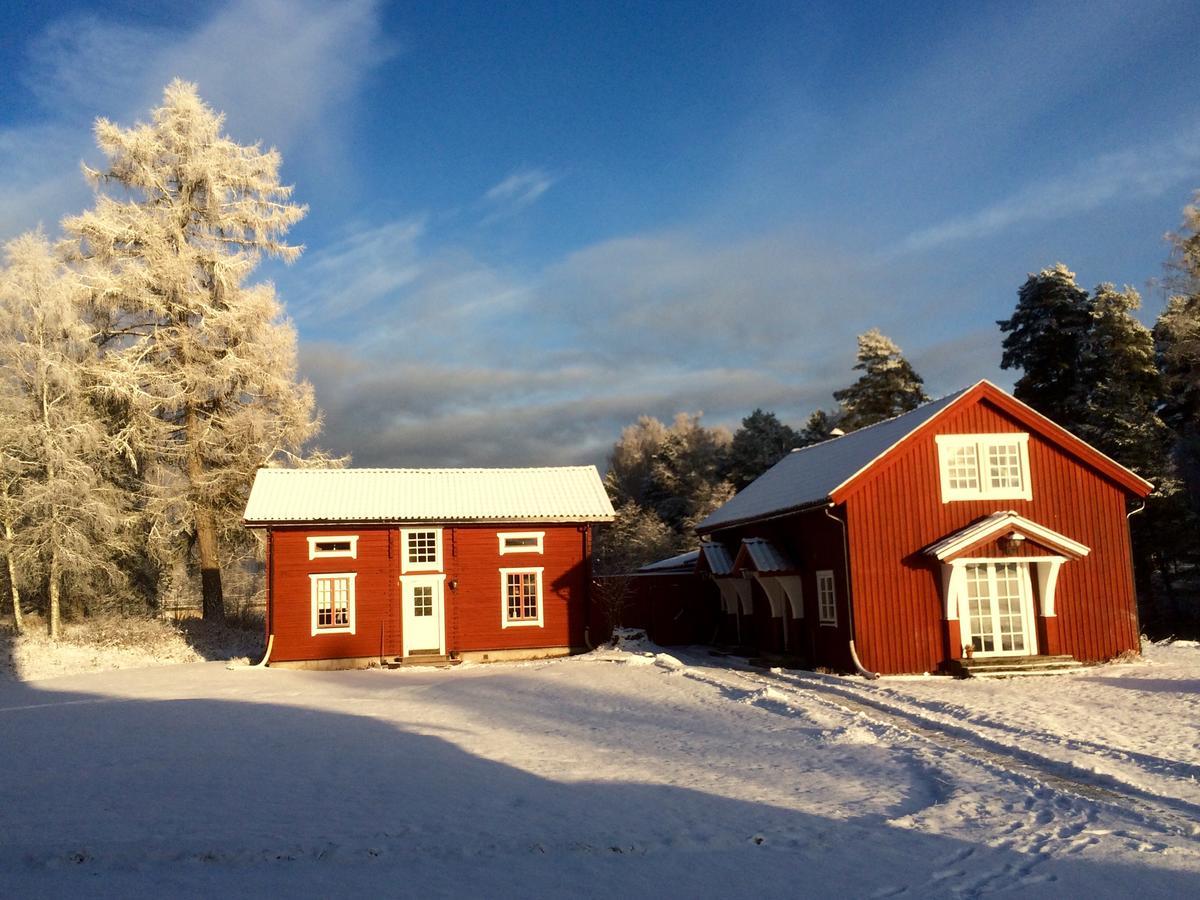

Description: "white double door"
961 561 1038 657
401 574 445 656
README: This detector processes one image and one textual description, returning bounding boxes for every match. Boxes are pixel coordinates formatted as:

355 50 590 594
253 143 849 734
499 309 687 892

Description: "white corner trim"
500 566 544 628
309 572 357 636
400 527 443 573
498 531 545 555
307 535 358 560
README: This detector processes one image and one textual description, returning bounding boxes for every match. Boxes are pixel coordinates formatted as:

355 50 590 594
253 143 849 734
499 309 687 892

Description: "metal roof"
924 511 1090 561
637 549 700 574
696 387 970 534
698 541 735 576
734 538 797 574
243 466 616 524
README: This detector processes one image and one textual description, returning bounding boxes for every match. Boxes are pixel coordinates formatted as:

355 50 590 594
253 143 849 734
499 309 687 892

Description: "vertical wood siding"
266 523 592 663
842 397 1139 674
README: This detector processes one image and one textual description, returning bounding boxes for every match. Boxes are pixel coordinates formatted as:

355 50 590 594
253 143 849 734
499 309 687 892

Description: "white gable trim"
926 511 1090 562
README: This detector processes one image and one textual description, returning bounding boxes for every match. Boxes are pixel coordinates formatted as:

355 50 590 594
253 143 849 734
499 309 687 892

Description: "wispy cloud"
1 0 391 241
480 168 558 222
890 130 1200 257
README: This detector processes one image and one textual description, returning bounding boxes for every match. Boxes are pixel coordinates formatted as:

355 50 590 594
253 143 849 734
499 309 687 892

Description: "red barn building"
243 466 615 668
694 381 1153 676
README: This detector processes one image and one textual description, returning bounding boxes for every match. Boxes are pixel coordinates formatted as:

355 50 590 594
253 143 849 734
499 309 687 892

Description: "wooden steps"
948 654 1085 678
380 654 461 669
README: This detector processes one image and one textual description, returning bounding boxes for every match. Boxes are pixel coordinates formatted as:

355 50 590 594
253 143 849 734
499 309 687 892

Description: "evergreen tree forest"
0 82 334 638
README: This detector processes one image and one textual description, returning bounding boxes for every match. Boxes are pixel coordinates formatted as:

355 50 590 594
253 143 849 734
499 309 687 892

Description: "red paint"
260 523 593 663
700 384 1150 675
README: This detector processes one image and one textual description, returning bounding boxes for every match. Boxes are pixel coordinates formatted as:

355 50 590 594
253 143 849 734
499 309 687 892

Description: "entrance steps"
380 654 461 670
949 654 1085 678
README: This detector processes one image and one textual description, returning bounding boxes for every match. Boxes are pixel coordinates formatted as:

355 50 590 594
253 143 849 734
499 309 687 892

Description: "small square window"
401 528 443 573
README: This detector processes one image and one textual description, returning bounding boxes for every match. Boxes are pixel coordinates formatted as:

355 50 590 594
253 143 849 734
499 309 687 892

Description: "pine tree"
63 81 323 621
999 264 1092 426
832 329 929 431
0 232 133 638
726 409 801 489
798 408 841 446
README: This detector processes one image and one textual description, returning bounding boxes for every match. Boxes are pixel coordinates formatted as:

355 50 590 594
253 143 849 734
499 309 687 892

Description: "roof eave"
694 497 834 536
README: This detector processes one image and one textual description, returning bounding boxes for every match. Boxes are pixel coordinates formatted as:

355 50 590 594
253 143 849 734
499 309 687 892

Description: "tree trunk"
48 548 61 640
2 504 21 634
185 406 224 623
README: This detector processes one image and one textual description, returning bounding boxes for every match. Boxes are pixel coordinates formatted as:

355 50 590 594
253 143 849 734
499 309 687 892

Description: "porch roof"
732 537 797 575
924 511 1091 562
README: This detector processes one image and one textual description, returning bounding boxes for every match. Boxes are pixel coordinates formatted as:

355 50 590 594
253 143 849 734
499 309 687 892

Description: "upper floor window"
498 531 545 555
935 434 1032 502
307 535 358 560
401 528 443 573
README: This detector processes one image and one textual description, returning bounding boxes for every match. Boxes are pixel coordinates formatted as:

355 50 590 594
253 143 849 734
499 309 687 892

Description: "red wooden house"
693 380 1153 676
243 466 615 668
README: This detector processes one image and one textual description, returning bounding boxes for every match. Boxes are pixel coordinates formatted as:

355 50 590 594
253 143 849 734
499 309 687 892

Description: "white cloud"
1 0 391 242
891 130 1200 257
480 168 558 222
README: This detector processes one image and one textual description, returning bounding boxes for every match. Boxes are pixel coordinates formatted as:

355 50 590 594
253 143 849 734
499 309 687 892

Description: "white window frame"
500 566 544 628
816 570 838 626
498 531 545 555
309 572 357 636
400 527 443 573
306 535 359 560
935 433 1032 502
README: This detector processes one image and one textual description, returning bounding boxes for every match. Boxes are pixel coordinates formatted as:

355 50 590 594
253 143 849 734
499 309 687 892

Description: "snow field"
0 640 1198 897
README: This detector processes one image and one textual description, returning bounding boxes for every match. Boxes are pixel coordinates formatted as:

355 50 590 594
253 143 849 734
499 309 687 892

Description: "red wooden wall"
266 523 592 663
840 396 1140 674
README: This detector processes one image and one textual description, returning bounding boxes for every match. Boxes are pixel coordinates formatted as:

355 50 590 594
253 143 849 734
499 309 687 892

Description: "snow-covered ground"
1 640 1198 898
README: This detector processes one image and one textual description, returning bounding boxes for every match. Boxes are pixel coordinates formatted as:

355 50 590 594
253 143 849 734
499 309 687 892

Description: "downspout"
1126 499 1147 651
824 504 878 680
252 527 274 668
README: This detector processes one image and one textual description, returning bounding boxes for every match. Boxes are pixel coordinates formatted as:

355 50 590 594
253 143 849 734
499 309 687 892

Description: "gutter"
824 504 879 680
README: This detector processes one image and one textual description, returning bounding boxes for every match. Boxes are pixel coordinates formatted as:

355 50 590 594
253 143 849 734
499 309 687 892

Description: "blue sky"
3 0 1199 466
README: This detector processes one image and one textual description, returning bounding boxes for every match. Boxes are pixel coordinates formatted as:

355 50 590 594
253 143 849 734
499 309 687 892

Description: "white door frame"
960 560 1038 658
400 574 446 657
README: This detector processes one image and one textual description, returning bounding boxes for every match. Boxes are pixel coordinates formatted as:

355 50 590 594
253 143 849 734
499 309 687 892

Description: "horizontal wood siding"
843 397 1139 674
267 523 590 662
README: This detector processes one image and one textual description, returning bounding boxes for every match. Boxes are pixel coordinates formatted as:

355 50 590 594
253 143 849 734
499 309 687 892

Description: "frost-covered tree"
63 81 326 621
999 264 1092 425
591 500 681 631
604 412 733 539
725 409 800 490
0 232 133 638
832 329 928 431
0 395 27 634
1072 285 1168 476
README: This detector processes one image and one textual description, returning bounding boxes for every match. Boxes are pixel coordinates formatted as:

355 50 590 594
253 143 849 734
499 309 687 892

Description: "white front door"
961 561 1038 657
401 575 445 656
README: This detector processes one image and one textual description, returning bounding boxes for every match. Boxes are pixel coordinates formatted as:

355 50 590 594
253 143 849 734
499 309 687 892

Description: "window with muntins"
500 567 544 628
310 573 355 635
935 434 1032 502
816 571 837 626
401 528 443 573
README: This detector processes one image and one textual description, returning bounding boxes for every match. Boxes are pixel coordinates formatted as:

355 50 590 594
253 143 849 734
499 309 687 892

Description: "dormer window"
935 434 1032 502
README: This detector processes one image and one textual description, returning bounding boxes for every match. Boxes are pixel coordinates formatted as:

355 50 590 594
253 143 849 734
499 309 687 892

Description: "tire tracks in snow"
677 654 1200 842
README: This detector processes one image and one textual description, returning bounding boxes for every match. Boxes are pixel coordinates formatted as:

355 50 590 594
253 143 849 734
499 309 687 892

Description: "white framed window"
498 531 545 555
401 527 443 573
310 573 356 635
935 434 1032 502
500 567 544 628
307 535 358 560
816 570 837 626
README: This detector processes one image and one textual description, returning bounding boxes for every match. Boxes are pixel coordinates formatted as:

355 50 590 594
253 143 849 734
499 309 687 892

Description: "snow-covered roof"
698 541 735 575
696 388 969 533
924 511 1090 561
243 466 615 524
637 549 700 574
734 538 796 574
